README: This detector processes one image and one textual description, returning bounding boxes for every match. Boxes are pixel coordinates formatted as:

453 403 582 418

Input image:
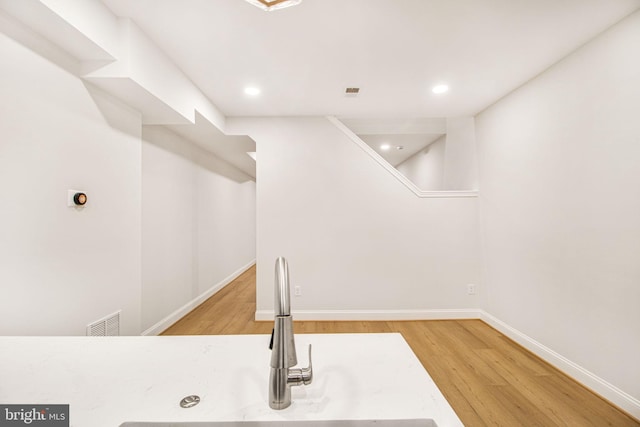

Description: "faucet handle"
287 344 313 386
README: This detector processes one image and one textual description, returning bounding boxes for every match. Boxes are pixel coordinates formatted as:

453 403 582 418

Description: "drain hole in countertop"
180 395 201 408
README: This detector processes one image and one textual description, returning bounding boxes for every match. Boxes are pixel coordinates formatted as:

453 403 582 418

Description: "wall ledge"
327 116 478 198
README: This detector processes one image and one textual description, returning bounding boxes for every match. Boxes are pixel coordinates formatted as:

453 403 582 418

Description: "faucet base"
269 368 292 410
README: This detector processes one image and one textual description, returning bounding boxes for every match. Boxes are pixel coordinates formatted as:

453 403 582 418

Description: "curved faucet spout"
269 256 313 410
274 257 291 316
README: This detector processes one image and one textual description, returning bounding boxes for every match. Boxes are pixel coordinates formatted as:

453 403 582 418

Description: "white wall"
235 117 480 318
396 135 446 191
141 126 256 332
443 117 478 191
0 27 257 336
476 9 640 404
394 116 478 192
0 31 142 335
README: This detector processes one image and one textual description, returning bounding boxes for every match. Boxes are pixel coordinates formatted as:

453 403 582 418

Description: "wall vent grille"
87 311 121 336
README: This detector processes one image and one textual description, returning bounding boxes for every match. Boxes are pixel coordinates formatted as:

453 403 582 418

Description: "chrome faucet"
269 257 312 410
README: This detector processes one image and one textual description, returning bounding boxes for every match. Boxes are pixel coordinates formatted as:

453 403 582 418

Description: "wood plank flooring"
163 265 639 427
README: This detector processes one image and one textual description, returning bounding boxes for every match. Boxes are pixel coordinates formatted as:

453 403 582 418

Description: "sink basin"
120 420 436 427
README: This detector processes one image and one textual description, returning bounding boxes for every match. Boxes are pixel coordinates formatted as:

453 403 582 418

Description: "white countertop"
0 333 463 426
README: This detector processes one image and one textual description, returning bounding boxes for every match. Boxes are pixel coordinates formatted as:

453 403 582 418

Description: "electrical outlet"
467 284 477 295
294 286 302 297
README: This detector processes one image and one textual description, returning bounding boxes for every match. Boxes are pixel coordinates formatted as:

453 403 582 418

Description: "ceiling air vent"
87 310 121 336
345 87 360 97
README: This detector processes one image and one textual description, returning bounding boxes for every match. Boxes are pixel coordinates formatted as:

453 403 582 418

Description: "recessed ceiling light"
432 84 449 94
380 144 391 151
244 87 261 96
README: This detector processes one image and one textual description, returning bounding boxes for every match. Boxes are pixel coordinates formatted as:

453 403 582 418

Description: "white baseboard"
141 259 255 336
254 308 482 322
480 310 640 420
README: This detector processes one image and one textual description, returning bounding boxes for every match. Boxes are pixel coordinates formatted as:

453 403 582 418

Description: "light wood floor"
163 265 639 427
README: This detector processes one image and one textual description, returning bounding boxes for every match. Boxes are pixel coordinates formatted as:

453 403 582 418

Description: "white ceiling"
94 0 639 178
359 134 444 167
339 117 447 166
101 0 640 119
